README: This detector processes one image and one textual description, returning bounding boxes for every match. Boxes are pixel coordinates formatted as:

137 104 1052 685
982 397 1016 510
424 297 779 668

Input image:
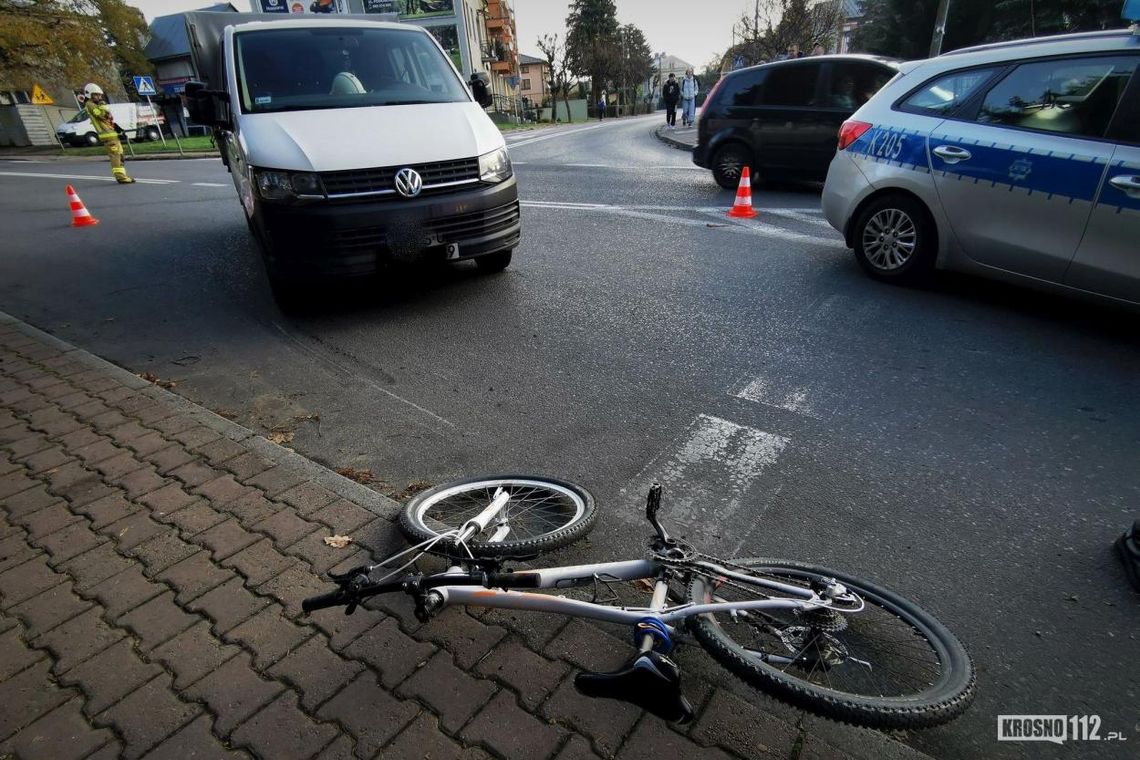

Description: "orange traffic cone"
67 185 99 228
727 167 758 219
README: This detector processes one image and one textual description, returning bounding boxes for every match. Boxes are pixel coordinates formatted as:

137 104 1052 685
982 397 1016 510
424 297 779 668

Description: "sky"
133 0 754 71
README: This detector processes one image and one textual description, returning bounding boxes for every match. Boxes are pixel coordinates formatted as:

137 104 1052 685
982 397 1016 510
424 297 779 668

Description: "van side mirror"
184 80 232 129
469 72 493 108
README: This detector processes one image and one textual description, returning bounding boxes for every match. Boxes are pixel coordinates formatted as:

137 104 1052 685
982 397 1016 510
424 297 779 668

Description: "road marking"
507 123 609 148
0 171 178 185
621 413 789 533
519 200 839 244
517 162 705 171
192 182 228 187
733 375 818 419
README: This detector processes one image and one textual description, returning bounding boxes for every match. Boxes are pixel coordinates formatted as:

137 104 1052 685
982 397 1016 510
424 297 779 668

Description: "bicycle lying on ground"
303 476 976 728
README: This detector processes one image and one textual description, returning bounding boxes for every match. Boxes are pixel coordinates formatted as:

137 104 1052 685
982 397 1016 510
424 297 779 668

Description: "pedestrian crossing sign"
133 76 157 96
31 84 53 105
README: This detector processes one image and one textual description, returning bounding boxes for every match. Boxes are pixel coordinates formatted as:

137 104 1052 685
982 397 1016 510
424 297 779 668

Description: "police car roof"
941 28 1136 57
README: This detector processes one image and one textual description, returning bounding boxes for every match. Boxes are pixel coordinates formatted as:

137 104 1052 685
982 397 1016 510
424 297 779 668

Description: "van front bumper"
257 178 520 278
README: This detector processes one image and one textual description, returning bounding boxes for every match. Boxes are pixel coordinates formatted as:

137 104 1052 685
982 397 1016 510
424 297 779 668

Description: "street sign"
133 76 157 96
31 84 53 105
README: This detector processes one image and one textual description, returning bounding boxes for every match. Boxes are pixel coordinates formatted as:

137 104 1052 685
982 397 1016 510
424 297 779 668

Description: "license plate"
445 243 460 260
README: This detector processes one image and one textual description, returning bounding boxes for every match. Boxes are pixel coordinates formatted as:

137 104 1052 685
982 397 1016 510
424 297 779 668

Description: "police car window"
901 68 997 115
761 63 821 107
977 56 1138 139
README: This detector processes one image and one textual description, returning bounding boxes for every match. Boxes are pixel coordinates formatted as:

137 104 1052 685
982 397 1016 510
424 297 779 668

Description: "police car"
822 14 1140 306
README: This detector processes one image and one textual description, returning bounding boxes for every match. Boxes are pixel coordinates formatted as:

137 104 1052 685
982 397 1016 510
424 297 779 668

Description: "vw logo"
394 167 423 198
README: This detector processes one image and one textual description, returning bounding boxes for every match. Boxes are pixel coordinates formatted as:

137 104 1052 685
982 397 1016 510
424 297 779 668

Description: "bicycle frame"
428 557 829 632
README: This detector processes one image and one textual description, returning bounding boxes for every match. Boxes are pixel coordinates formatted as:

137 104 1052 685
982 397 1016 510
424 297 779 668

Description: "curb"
0 308 400 522
653 124 697 152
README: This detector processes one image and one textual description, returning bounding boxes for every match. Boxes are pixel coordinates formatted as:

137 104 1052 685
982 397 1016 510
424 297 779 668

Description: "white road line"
507 123 608 148
191 182 228 187
519 200 838 244
620 413 789 529
0 171 178 185
733 376 819 419
517 162 705 171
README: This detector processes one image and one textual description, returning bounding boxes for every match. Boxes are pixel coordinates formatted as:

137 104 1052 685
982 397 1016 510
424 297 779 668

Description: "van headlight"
478 147 512 183
254 169 324 200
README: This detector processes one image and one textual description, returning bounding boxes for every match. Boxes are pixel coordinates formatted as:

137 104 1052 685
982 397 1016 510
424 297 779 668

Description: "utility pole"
929 0 951 57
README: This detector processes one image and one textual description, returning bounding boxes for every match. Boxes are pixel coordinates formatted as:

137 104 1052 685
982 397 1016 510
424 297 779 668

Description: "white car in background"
822 22 1140 306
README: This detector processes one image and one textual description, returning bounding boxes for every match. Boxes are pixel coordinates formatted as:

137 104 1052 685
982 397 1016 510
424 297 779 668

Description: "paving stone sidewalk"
0 312 931 760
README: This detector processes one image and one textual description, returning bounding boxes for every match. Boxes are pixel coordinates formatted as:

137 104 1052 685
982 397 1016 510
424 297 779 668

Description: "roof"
144 4 238 62
518 53 547 66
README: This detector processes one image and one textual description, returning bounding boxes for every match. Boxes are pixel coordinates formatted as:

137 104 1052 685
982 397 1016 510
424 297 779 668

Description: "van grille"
328 200 520 253
320 158 480 198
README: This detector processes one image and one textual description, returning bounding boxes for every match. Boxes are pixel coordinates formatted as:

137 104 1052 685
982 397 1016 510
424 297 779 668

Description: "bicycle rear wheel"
688 559 975 729
399 475 596 558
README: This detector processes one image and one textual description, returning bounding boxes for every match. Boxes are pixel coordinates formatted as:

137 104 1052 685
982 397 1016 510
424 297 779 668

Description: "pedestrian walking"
680 68 698 127
82 83 135 185
662 73 680 129
598 89 607 120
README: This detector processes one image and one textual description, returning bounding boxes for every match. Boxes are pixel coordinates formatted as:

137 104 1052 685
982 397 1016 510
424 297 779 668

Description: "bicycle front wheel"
399 475 596 558
688 559 975 729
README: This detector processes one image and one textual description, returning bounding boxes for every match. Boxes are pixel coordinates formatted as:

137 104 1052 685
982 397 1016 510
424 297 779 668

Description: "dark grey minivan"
693 55 899 188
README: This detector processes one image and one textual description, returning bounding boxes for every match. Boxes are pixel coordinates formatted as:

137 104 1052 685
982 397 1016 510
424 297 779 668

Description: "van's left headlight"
254 169 324 200
478 147 512 183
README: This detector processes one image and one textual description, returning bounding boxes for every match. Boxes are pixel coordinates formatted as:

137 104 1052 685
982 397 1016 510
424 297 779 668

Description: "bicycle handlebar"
301 588 349 613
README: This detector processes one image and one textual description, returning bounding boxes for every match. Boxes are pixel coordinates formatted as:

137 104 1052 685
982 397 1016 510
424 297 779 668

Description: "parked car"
821 24 1140 306
183 13 519 312
693 55 899 188
56 103 164 147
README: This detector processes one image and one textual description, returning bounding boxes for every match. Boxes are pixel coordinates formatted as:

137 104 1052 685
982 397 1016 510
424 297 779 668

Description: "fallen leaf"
139 372 177 390
267 430 294 445
336 467 373 484
324 535 352 548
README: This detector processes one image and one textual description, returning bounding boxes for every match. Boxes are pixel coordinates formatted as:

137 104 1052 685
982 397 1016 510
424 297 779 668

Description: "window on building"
521 78 531 90
521 65 529 74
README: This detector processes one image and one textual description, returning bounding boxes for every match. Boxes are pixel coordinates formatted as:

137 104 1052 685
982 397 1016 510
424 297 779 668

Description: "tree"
565 0 621 108
734 0 844 63
854 0 1123 58
537 33 574 123
0 0 150 99
94 0 153 95
616 23 652 108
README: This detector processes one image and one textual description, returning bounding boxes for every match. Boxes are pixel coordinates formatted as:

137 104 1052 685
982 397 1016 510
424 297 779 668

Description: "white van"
184 13 519 310
56 103 163 147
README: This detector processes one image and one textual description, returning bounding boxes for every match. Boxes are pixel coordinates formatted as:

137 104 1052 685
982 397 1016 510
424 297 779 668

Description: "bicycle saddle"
574 650 694 723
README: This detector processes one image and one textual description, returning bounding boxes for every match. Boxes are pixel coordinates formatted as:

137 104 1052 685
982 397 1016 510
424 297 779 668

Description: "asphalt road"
1 115 1137 758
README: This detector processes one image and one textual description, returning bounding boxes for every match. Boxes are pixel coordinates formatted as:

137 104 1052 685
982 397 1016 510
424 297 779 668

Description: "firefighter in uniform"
83 83 135 184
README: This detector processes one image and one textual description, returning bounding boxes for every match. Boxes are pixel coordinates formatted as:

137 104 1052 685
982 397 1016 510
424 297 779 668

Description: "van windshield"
234 26 469 114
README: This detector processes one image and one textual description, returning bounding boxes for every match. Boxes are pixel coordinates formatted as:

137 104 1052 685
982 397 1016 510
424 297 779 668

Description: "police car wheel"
853 195 935 283
712 144 751 190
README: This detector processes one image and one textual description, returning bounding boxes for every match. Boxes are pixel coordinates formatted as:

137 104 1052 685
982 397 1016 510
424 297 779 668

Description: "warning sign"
31 84 54 105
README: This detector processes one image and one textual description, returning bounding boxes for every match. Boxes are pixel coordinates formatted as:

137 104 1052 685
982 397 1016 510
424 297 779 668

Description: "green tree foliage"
855 0 1127 59
616 23 652 104
565 0 620 103
0 0 150 97
735 0 844 63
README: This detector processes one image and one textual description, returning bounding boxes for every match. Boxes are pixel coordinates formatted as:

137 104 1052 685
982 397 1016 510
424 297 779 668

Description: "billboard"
363 0 454 18
257 0 347 13
426 24 461 72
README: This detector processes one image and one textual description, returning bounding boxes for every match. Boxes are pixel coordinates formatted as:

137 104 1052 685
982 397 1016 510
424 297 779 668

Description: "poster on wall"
363 0 397 11
258 0 346 13
425 24 462 73
399 0 454 19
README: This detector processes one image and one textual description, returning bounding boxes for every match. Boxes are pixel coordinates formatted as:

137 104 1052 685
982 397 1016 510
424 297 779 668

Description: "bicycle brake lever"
646 484 670 542
328 564 372 583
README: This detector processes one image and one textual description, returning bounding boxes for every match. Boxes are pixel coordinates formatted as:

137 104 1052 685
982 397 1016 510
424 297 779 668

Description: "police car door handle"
1108 175 1140 197
932 145 972 163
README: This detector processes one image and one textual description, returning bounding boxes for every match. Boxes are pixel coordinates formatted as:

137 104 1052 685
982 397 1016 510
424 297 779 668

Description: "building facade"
517 53 548 106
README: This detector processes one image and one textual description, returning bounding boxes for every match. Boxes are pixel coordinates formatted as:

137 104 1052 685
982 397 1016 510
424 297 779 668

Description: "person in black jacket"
662 73 680 130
